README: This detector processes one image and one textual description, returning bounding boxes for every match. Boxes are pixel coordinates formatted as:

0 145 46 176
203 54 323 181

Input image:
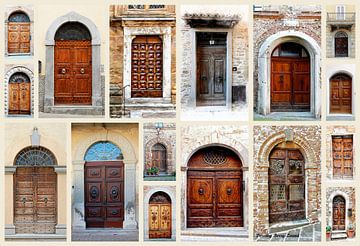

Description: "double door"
330 74 352 114
332 136 353 178
333 196 346 231
149 202 171 238
8 22 30 54
9 81 30 114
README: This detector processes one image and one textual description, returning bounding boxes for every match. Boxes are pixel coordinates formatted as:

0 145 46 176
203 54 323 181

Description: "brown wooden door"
14 167 57 234
187 147 243 228
9 80 31 115
332 136 353 178
335 33 348 57
330 74 352 114
333 195 346 230
269 148 305 224
151 144 167 173
54 40 92 105
149 192 171 238
8 22 30 54
85 161 124 228
131 35 163 98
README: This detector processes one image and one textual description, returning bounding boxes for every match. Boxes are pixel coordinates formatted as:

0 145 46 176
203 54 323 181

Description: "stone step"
331 231 347 240
269 219 310 234
181 228 248 239
45 106 104 116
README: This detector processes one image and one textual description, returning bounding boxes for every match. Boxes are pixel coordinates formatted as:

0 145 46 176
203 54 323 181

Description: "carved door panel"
85 162 124 228
14 167 57 234
332 136 353 178
131 35 163 98
8 22 30 54
149 193 171 238
335 36 348 57
271 58 310 111
197 46 226 106
330 74 352 114
54 40 92 105
269 148 305 224
333 196 346 230
9 82 31 114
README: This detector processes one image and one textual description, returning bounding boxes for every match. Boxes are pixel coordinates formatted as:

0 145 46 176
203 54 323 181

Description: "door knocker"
226 188 232 195
80 68 85 74
61 68 66 74
198 188 204 195
21 197 26 205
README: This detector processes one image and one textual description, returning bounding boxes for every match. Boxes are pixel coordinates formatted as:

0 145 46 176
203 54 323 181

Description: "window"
14 146 57 166
151 143 167 172
336 5 345 20
85 141 123 161
7 11 31 54
335 31 348 57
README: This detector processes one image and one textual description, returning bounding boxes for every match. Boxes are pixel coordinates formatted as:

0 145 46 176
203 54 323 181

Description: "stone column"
72 160 86 230
44 44 54 112
123 159 138 229
92 44 102 107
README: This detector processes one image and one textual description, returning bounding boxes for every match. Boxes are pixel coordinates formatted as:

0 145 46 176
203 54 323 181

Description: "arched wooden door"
330 74 352 114
9 72 31 115
8 11 30 54
335 32 348 57
271 42 310 112
187 146 243 228
14 147 57 234
151 143 167 173
149 192 171 238
84 141 124 228
54 22 92 105
269 147 305 224
333 195 346 230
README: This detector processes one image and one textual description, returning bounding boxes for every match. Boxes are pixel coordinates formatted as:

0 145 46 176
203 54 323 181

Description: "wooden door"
14 167 57 234
332 136 353 178
187 147 243 228
333 195 346 230
9 73 31 115
330 74 352 114
151 143 167 173
269 148 305 224
8 14 30 54
335 32 348 57
131 35 163 98
149 192 171 238
54 40 92 105
85 161 124 228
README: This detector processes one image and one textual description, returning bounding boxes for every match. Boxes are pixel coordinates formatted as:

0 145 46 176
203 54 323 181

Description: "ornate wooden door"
14 167 57 234
269 148 305 224
131 35 163 98
85 161 124 228
332 136 353 178
149 192 171 238
333 195 346 230
9 73 31 114
335 32 348 57
271 43 310 112
330 74 352 114
8 12 30 54
196 32 227 106
187 147 243 228
54 40 92 105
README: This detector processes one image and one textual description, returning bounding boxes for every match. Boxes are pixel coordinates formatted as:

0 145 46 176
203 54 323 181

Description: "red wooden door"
9 74 31 115
54 40 92 105
149 192 171 238
330 74 352 114
14 167 57 234
85 161 124 228
333 195 346 230
269 148 305 224
187 147 243 228
332 136 353 178
335 33 348 57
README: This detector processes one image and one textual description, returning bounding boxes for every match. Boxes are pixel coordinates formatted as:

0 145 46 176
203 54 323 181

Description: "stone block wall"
326 26 355 58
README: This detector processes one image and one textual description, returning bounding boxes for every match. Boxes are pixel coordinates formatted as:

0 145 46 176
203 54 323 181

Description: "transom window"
8 11 30 22
9 72 30 83
85 141 123 161
14 146 57 166
128 5 165 10
272 42 309 58
55 22 91 41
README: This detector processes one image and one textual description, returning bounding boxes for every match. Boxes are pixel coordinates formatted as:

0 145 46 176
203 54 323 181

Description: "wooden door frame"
190 28 232 111
329 192 349 231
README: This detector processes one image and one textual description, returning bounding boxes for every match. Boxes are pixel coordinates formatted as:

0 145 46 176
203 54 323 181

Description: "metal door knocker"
198 188 204 195
227 188 232 195
80 68 85 74
61 68 66 74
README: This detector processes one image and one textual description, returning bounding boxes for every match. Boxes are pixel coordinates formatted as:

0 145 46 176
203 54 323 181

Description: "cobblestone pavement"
72 230 138 241
255 222 321 242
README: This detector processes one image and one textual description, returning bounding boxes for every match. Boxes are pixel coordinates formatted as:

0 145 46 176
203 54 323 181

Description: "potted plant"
326 225 332 241
151 166 159 175
347 224 355 238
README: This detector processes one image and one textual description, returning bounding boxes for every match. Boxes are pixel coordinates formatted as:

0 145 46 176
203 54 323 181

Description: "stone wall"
253 126 321 236
253 5 321 111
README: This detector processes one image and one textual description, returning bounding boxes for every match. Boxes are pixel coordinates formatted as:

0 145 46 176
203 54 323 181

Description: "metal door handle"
44 197 48 203
22 197 26 204
217 76 223 81
61 68 66 74
80 68 85 74
198 188 204 195
227 188 232 195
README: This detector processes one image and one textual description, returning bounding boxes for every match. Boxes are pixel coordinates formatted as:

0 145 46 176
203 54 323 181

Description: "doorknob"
61 68 66 74
227 188 233 195
198 188 204 195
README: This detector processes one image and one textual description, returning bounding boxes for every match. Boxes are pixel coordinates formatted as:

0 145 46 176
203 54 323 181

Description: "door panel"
332 136 353 178
330 75 352 114
149 203 171 238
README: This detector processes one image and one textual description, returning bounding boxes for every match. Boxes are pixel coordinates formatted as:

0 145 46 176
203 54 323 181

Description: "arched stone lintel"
6 6 34 22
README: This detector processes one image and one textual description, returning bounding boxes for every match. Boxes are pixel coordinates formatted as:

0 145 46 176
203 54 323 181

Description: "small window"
336 5 345 20
149 5 165 9
14 146 57 166
128 5 145 10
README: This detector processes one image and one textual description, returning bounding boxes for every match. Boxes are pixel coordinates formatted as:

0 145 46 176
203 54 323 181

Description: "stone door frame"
257 31 321 118
123 26 172 104
326 68 355 118
44 12 102 112
144 187 176 240
329 191 350 231
189 28 233 111
144 138 173 174
72 132 138 230
4 66 34 116
331 29 351 58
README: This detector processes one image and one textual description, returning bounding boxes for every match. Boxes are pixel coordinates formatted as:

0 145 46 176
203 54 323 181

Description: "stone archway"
257 31 321 118
44 12 102 114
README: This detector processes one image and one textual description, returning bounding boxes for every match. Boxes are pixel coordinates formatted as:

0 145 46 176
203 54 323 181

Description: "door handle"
80 68 85 74
217 76 223 82
227 188 233 195
198 188 204 195
201 76 207 81
21 197 26 204
44 197 48 204
61 68 66 74
279 74 284 83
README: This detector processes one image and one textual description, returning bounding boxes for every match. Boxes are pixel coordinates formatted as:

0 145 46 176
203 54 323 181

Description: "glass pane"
85 141 123 161
15 146 57 166
9 72 30 83
289 184 304 200
270 184 285 201
8 12 30 22
269 159 285 175
289 160 303 175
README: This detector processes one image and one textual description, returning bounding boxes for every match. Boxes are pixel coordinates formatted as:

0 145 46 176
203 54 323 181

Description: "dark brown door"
269 148 305 224
131 35 163 98
187 147 243 228
335 32 348 57
330 74 352 114
332 136 353 178
333 195 346 230
149 192 171 238
196 32 227 106
14 167 57 234
85 161 124 228
8 22 30 54
151 143 167 173
54 40 92 105
9 73 31 115
271 43 310 112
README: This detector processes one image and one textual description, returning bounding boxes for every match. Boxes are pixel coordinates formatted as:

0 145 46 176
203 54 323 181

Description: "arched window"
54 22 91 41
85 141 123 161
8 11 31 54
14 146 57 166
151 143 167 172
335 31 348 57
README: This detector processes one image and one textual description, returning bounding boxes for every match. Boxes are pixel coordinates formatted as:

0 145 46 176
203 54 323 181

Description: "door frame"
329 191 349 231
326 68 355 117
190 28 232 111
332 29 351 58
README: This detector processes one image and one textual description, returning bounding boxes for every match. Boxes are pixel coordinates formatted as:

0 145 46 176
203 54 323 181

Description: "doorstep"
181 227 248 241
6 233 66 241
72 228 139 241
